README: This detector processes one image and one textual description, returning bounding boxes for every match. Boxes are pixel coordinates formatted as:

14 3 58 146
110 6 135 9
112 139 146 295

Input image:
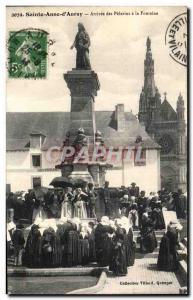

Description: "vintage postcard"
6 6 188 295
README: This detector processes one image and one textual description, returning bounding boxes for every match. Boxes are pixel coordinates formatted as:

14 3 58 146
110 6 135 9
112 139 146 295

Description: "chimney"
115 104 125 131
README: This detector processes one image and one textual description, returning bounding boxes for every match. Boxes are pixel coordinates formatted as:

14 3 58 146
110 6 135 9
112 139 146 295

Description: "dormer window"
30 132 46 149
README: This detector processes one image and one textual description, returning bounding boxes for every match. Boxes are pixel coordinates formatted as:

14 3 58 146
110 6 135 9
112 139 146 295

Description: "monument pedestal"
64 69 100 143
58 68 109 187
68 163 94 184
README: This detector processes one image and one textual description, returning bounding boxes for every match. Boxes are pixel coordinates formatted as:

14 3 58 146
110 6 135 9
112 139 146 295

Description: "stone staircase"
176 237 188 291
133 229 165 258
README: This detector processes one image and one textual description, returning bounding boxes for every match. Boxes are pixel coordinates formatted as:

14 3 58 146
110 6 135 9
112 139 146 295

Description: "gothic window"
158 134 174 154
161 110 169 121
150 98 155 107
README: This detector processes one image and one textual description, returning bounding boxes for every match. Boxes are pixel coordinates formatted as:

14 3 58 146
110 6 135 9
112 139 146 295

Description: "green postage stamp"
8 29 48 78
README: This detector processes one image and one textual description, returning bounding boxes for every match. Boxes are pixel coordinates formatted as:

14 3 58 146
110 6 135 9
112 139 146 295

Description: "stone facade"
138 37 187 192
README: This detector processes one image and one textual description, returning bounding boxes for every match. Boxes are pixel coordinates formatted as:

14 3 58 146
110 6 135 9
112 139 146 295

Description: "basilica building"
138 37 187 192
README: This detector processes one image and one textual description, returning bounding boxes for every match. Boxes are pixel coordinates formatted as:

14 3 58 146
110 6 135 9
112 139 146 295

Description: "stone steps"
178 241 187 263
133 230 165 259
177 260 188 288
183 237 187 247
133 230 165 247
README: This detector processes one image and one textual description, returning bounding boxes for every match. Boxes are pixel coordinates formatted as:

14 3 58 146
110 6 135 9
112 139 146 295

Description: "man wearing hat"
87 183 97 218
137 190 148 228
12 222 25 266
174 189 187 219
119 194 129 217
101 181 111 216
129 182 139 198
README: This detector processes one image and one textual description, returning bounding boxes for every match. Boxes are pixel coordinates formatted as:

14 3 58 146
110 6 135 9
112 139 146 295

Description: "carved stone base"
64 69 100 143
66 163 94 184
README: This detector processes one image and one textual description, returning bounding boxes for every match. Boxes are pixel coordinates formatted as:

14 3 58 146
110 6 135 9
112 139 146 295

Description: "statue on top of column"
70 23 91 70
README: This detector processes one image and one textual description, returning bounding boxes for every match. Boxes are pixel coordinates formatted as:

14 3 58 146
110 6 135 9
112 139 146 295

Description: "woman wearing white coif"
60 187 73 219
73 188 87 219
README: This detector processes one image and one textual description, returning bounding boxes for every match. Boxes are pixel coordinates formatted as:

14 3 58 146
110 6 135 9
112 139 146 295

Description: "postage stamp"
8 29 48 78
165 12 187 67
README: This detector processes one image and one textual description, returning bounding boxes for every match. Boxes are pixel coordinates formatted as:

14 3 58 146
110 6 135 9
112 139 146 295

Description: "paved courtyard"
97 256 180 294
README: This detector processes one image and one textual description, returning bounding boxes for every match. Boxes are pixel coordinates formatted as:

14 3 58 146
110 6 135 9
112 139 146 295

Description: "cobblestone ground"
97 257 180 295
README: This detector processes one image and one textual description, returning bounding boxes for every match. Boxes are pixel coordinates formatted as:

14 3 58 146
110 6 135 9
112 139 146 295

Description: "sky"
6 6 187 117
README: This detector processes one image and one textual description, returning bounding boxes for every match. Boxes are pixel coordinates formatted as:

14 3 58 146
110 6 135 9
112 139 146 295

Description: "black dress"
95 223 114 266
137 196 148 228
78 232 90 265
41 227 60 267
151 208 165 230
110 228 128 276
66 223 79 267
126 228 136 266
57 221 75 267
174 194 187 219
157 229 179 271
88 228 96 262
12 228 25 265
140 216 157 253
24 225 42 268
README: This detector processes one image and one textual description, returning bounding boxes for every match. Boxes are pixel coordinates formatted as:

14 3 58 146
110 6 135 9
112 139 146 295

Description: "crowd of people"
6 181 186 275
6 183 98 223
6 182 187 225
117 183 187 221
7 214 183 275
7 216 136 276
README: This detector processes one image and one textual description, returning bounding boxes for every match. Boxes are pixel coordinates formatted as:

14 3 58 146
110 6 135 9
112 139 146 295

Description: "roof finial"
178 92 184 103
164 92 167 100
146 36 151 50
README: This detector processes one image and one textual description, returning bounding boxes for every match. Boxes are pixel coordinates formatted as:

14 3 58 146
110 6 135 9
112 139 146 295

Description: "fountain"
56 23 109 188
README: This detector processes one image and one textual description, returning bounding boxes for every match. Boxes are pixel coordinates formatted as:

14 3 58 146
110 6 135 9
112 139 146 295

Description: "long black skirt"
140 229 157 253
110 245 128 276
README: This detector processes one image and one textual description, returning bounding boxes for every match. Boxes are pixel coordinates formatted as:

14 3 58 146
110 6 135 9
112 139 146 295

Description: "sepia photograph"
6 6 188 295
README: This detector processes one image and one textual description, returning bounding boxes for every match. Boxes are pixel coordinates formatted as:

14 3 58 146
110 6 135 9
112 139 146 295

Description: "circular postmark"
165 12 187 67
7 28 49 79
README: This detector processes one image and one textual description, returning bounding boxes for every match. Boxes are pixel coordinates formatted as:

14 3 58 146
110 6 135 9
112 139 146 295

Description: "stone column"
68 163 94 184
99 165 107 187
61 164 73 178
88 164 100 186
64 69 100 144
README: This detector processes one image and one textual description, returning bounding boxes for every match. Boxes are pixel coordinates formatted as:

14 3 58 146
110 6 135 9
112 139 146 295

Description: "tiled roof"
160 99 177 121
6 111 160 151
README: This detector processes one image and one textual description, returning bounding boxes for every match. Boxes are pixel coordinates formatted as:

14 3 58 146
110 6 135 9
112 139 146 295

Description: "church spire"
177 92 185 120
146 36 151 51
139 38 160 128
144 37 156 96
